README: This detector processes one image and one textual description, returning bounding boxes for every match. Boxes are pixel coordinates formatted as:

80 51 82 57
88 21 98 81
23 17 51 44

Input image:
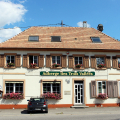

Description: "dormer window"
51 36 61 42
91 37 102 43
29 36 39 41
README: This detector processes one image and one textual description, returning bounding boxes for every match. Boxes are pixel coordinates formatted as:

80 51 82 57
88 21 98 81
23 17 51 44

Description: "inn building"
0 23 120 108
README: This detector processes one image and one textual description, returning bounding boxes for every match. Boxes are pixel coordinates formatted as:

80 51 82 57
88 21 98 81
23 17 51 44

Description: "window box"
52 63 60 67
29 63 37 68
3 92 24 100
7 63 15 67
96 93 108 100
41 92 61 100
75 64 83 68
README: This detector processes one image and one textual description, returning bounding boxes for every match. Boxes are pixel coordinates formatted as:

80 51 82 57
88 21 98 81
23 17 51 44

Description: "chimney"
97 24 103 32
83 21 87 28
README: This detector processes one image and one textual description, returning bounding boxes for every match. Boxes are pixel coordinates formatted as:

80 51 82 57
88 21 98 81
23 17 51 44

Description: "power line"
0 22 72 30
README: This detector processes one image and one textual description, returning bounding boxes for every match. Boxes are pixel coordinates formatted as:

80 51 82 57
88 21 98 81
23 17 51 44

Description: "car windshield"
30 98 44 102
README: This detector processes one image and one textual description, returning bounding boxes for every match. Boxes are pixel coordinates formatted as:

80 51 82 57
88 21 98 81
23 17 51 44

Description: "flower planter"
97 64 105 68
52 63 60 68
75 64 82 68
3 93 24 100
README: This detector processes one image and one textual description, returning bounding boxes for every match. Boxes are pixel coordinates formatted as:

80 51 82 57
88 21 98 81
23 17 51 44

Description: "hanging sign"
40 71 95 76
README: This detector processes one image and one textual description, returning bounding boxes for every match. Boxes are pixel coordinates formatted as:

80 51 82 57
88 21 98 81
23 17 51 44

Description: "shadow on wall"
1 99 23 104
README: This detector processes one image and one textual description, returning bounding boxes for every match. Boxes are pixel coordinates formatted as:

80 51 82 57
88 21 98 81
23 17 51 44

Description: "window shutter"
68 56 73 68
23 55 27 67
107 81 113 98
106 56 111 68
91 56 96 68
113 81 118 98
15 55 21 67
46 55 51 67
0 55 4 67
39 55 44 67
84 56 89 68
91 81 96 98
112 56 117 69
62 55 67 68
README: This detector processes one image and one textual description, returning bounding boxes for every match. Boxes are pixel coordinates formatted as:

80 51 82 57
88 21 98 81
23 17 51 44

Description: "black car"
27 97 48 113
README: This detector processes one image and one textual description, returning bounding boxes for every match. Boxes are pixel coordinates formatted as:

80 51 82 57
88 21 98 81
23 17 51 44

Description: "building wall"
0 50 120 107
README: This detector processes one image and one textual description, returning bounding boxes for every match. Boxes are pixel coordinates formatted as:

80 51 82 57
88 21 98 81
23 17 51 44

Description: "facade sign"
40 71 95 76
64 91 71 95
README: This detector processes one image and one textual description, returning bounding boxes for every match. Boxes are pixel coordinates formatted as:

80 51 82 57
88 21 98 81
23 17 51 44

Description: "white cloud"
77 21 91 28
0 0 27 43
0 27 22 43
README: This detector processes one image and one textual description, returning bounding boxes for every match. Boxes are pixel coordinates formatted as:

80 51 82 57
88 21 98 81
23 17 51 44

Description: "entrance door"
74 83 84 104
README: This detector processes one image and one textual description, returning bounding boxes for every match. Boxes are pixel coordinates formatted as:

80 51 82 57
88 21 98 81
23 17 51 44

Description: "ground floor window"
5 82 23 93
97 81 106 95
43 82 61 94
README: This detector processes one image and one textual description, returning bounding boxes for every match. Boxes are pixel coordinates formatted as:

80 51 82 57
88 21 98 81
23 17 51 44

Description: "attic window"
91 37 102 43
29 36 39 41
51 36 61 42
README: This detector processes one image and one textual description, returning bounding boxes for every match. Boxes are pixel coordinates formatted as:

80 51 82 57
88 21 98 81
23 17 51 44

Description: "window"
91 37 102 43
43 82 61 94
29 55 38 66
96 57 105 65
5 82 23 93
74 57 83 65
51 36 61 42
118 58 120 67
52 56 61 66
6 55 15 64
29 36 39 41
97 81 106 95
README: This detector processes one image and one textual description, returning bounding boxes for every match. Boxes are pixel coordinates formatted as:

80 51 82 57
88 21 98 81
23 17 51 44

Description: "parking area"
0 107 120 120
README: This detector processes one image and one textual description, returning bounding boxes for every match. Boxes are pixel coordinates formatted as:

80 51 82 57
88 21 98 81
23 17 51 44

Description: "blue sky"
0 0 120 42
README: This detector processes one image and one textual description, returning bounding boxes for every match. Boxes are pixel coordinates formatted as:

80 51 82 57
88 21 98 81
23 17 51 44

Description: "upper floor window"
29 55 38 68
52 56 61 67
74 57 83 68
51 36 61 42
118 58 120 68
6 55 15 67
96 57 105 68
28 36 39 41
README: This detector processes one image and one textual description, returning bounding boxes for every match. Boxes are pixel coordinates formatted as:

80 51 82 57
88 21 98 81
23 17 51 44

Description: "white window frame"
29 55 38 65
52 56 61 65
6 55 15 64
43 82 61 94
5 82 23 94
74 56 83 65
97 81 106 95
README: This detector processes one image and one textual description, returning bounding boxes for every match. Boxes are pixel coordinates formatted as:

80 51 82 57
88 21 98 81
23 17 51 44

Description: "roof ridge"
91 27 119 42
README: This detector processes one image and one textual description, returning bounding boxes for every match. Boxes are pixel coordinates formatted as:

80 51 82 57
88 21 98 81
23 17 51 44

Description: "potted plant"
42 92 61 100
75 64 82 68
97 93 108 100
97 64 105 68
3 92 24 100
7 62 15 67
52 63 60 67
29 63 37 68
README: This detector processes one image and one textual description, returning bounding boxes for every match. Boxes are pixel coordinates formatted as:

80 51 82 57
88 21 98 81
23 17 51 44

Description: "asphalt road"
0 107 120 120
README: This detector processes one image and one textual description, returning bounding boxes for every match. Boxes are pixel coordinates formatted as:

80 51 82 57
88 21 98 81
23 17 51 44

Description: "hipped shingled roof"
0 26 120 51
